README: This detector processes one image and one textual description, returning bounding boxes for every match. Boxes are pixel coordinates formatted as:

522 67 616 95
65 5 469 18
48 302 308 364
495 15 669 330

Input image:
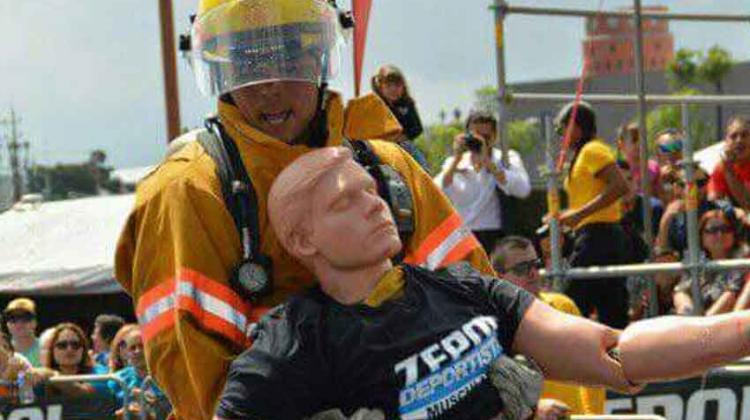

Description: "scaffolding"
492 1 750 316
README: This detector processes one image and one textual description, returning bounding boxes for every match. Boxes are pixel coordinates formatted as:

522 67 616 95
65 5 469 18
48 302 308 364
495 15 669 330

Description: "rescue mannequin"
216 147 750 419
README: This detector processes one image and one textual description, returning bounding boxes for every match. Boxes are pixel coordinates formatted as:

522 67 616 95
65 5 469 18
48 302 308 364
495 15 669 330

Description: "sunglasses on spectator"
703 224 733 235
673 178 708 189
54 340 82 351
505 258 543 276
6 313 35 323
658 140 683 154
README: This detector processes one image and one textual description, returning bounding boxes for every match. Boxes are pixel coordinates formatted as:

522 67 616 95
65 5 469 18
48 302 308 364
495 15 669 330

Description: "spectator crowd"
427 96 750 325
376 70 750 416
0 297 170 418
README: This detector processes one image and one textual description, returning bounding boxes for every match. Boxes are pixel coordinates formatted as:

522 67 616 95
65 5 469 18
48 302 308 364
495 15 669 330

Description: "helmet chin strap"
307 51 331 148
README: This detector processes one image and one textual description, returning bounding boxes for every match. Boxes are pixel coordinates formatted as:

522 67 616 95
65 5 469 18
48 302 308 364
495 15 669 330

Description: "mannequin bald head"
268 147 402 277
268 147 352 255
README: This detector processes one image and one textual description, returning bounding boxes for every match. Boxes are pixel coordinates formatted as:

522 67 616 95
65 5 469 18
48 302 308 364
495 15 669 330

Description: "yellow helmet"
191 0 345 96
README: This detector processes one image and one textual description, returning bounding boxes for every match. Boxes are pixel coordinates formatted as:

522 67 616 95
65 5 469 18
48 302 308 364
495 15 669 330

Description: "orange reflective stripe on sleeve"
438 234 481 268
137 279 177 343
405 213 479 269
175 268 252 346
136 268 253 347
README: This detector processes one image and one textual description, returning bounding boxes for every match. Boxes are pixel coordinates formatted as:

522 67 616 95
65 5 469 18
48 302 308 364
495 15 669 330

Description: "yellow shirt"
564 139 621 230
364 266 406 307
539 292 605 414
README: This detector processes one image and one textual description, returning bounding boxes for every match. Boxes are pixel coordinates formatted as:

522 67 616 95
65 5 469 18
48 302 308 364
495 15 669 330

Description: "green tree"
26 164 99 200
474 85 498 114
26 150 119 201
666 48 700 90
414 122 462 175
646 89 714 152
506 118 540 158
698 45 734 141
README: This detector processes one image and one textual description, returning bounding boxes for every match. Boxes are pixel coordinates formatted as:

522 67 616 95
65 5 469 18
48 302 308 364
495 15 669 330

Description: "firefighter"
114 0 492 418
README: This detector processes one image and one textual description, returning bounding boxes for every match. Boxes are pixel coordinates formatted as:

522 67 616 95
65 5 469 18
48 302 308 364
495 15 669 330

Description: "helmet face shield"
191 0 344 96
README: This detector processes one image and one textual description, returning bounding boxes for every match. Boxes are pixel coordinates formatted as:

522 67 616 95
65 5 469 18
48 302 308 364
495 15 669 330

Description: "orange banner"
353 0 373 97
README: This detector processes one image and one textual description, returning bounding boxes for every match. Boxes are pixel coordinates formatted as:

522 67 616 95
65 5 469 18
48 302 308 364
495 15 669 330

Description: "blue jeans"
397 141 429 171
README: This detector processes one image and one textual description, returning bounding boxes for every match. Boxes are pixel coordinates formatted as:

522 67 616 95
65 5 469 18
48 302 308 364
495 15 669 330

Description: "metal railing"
492 4 750 22
49 374 131 420
509 93 750 105
572 416 666 420
493 1 750 317
0 374 132 419
138 375 171 420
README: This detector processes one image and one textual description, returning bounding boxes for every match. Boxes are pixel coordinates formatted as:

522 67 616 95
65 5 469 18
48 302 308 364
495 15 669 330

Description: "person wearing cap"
4 298 41 367
114 0 492 417
550 101 631 329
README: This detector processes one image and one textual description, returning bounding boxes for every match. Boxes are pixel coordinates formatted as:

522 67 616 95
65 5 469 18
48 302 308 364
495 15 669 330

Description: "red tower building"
583 6 674 77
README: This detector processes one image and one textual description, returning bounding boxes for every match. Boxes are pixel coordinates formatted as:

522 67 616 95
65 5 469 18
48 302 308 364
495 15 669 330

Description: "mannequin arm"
513 301 750 391
512 301 637 394
618 311 750 382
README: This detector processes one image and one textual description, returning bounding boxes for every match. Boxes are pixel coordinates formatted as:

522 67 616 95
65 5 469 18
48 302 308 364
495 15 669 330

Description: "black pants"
564 223 629 329
473 229 504 255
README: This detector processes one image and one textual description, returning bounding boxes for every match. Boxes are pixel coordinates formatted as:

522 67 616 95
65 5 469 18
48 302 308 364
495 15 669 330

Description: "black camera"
464 132 484 152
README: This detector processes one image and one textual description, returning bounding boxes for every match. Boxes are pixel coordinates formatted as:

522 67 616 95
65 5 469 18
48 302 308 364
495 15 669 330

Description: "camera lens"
465 137 482 152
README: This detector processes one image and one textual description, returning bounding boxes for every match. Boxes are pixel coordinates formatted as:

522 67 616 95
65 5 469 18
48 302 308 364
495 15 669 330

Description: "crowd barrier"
0 374 169 420
606 364 750 420
574 416 666 420
6 367 750 419
494 0 750 318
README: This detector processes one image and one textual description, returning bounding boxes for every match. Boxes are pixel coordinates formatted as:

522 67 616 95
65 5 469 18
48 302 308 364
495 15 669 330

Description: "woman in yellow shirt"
555 101 631 329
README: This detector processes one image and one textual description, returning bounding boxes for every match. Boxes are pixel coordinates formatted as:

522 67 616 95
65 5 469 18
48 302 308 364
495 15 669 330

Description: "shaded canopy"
0 194 133 295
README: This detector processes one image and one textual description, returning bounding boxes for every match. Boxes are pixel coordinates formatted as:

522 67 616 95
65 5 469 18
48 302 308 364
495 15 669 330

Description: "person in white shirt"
435 110 531 253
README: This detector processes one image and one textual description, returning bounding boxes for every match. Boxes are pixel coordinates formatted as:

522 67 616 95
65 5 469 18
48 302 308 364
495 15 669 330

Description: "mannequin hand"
536 399 570 420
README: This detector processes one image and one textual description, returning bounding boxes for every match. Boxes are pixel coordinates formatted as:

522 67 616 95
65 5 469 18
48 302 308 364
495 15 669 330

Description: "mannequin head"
268 147 402 277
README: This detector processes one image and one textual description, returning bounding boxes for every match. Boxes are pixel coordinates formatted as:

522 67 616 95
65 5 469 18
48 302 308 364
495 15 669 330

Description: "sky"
0 0 748 169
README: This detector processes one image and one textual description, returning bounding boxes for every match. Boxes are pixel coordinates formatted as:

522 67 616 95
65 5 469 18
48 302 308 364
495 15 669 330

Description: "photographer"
434 110 531 253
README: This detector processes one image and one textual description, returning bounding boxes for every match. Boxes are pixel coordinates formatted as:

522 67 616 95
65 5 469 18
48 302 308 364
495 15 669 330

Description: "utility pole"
0 108 28 203
159 0 181 143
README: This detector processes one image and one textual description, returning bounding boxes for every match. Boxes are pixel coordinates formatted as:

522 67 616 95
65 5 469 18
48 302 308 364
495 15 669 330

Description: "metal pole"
495 5 750 22
540 258 750 279
1 108 23 203
48 374 131 419
493 0 510 167
681 103 704 315
159 0 181 143
544 115 563 283
632 0 657 317
508 92 750 105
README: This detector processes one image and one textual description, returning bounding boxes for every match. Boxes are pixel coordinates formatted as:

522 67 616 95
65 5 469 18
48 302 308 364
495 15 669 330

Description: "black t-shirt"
216 263 535 420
